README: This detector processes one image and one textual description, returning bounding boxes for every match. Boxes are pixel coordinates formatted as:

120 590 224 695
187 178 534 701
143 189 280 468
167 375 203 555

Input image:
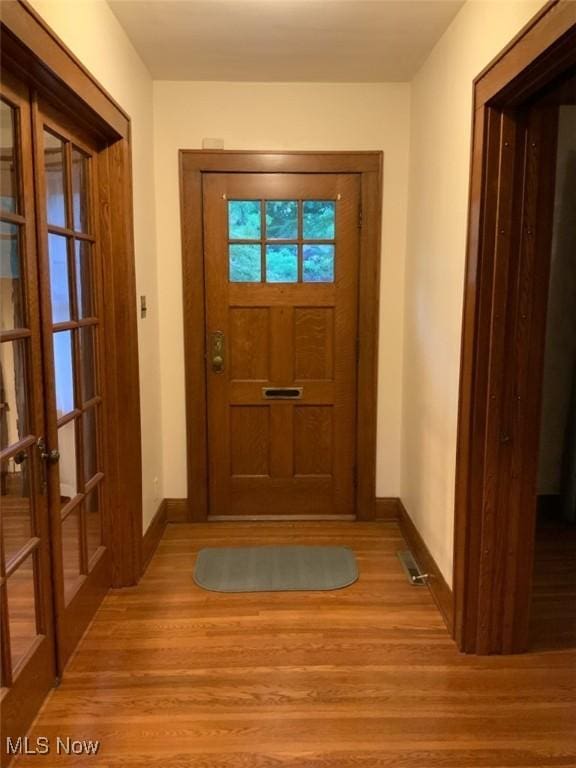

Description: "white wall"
152 81 411 500
28 0 164 529
402 0 546 585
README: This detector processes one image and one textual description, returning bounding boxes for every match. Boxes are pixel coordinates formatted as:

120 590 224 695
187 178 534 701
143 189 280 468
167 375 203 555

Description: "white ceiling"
108 0 464 82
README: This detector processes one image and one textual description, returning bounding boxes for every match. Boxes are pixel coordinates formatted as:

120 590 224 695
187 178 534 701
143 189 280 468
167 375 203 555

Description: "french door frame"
1 0 142 751
180 151 383 522
1 0 142 587
454 0 576 654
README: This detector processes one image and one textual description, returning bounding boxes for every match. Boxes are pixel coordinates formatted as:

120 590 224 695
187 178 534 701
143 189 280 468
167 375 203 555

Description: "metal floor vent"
397 550 429 586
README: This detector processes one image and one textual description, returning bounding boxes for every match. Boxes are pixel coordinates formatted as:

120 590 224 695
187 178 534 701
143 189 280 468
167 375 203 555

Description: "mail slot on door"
262 387 303 400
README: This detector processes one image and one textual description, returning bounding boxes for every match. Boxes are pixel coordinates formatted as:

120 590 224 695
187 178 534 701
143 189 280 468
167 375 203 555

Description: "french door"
203 173 360 518
1 73 110 741
0 71 56 742
33 97 110 664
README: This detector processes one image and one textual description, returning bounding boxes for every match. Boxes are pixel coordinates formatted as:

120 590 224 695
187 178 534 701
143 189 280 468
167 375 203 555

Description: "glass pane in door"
0 98 18 214
0 338 30 448
75 240 93 318
265 200 298 239
85 487 102 561
6 556 39 670
48 233 71 323
71 148 89 233
1 451 34 564
61 508 81 604
0 221 25 330
303 200 335 239
79 326 97 402
82 405 98 482
53 331 75 416
44 130 66 228
57 419 78 505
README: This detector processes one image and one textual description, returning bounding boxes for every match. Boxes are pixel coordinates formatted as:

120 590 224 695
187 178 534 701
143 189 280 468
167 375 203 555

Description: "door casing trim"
179 151 383 521
453 0 576 653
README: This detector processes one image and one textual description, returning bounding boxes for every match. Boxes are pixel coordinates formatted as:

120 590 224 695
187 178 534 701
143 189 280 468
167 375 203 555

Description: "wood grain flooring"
530 515 576 652
13 522 576 767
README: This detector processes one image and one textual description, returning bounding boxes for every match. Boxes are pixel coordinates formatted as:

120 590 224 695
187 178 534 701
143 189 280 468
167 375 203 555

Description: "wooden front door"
203 173 360 518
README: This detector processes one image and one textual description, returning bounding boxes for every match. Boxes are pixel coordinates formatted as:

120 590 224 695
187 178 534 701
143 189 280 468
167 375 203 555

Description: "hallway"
15 522 576 767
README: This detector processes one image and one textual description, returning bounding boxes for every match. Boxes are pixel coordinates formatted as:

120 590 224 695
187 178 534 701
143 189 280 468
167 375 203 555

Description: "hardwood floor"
530 514 576 652
14 522 576 767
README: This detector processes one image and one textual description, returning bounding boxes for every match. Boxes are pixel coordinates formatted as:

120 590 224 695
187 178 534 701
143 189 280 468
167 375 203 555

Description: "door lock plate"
211 331 225 373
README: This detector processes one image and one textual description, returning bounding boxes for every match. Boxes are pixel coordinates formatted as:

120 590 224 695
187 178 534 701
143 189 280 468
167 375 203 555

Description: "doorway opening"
454 2 576 654
530 96 576 652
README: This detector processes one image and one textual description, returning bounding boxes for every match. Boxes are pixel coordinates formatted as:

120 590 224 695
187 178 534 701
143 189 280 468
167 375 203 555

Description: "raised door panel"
294 308 334 381
294 406 334 476
229 308 270 382
230 406 270 476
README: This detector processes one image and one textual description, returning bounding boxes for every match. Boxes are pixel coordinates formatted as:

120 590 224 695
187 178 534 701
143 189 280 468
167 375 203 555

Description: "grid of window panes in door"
228 200 336 282
43 128 103 605
0 96 42 683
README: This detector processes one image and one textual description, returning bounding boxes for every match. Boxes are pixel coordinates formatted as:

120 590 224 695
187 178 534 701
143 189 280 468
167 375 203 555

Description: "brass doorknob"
37 437 60 464
44 449 61 464
211 331 225 373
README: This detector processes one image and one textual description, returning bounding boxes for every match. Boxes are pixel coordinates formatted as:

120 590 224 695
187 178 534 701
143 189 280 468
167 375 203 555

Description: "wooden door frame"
453 0 576 654
180 151 383 522
0 0 143 589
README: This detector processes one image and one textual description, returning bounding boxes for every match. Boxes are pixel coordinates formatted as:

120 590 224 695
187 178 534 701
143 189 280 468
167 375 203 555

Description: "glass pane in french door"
40 123 104 608
0 90 49 688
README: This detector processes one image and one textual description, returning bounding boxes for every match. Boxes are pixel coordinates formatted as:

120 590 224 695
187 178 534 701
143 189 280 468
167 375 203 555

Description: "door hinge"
356 336 360 360
358 204 363 229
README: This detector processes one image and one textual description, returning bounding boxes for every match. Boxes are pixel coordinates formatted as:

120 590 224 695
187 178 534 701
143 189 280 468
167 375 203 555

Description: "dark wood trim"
97 138 143 587
179 162 208 522
355 166 382 521
179 150 383 522
165 498 191 523
454 1 576 653
180 150 382 173
0 0 129 140
374 497 401 521
142 501 168 574
474 0 576 107
398 500 454 634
